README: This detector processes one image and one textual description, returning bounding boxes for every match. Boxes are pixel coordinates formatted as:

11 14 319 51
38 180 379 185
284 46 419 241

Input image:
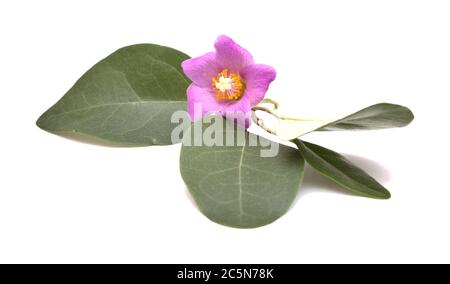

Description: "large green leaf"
180 119 305 228
37 44 191 146
294 139 390 199
277 103 414 140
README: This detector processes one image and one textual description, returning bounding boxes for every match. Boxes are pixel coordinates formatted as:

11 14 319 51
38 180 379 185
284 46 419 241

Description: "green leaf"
294 139 391 199
180 118 305 228
320 103 414 131
37 44 191 146
277 103 414 140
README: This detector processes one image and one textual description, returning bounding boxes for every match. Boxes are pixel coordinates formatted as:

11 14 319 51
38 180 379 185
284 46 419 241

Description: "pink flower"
181 35 276 127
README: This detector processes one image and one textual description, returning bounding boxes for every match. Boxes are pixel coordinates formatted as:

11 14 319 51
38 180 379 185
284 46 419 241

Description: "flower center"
212 69 245 101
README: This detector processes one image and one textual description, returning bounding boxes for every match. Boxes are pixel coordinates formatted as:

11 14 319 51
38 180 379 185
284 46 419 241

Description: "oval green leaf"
37 44 191 146
180 119 305 228
294 139 391 199
278 103 414 140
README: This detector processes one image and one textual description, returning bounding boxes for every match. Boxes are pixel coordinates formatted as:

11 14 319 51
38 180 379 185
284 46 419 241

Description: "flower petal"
222 93 251 113
222 95 252 128
181 52 220 87
241 64 277 106
187 84 222 121
215 35 254 72
187 84 252 127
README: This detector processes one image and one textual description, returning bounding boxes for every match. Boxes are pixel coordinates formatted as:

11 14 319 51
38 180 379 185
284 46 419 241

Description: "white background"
1 0 449 264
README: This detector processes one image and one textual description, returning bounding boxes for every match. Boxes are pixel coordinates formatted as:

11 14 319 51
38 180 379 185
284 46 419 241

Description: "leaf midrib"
237 139 246 218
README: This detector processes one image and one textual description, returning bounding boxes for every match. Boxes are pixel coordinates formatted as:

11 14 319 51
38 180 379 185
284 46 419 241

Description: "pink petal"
240 64 277 106
222 94 251 113
187 84 252 127
214 35 254 72
222 95 252 128
181 52 220 88
187 84 222 121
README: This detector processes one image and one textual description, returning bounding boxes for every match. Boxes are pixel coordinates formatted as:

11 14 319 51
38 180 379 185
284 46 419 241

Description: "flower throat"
212 69 245 101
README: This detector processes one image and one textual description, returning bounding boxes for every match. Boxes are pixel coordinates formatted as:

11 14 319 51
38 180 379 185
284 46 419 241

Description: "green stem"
252 106 329 122
251 99 330 136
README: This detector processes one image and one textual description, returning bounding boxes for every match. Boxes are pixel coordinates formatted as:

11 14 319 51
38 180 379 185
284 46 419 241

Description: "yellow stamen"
212 69 245 101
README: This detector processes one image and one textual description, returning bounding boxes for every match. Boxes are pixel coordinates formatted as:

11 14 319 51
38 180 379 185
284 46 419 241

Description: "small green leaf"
277 103 414 140
294 139 391 199
180 119 305 228
320 103 414 131
37 44 191 146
